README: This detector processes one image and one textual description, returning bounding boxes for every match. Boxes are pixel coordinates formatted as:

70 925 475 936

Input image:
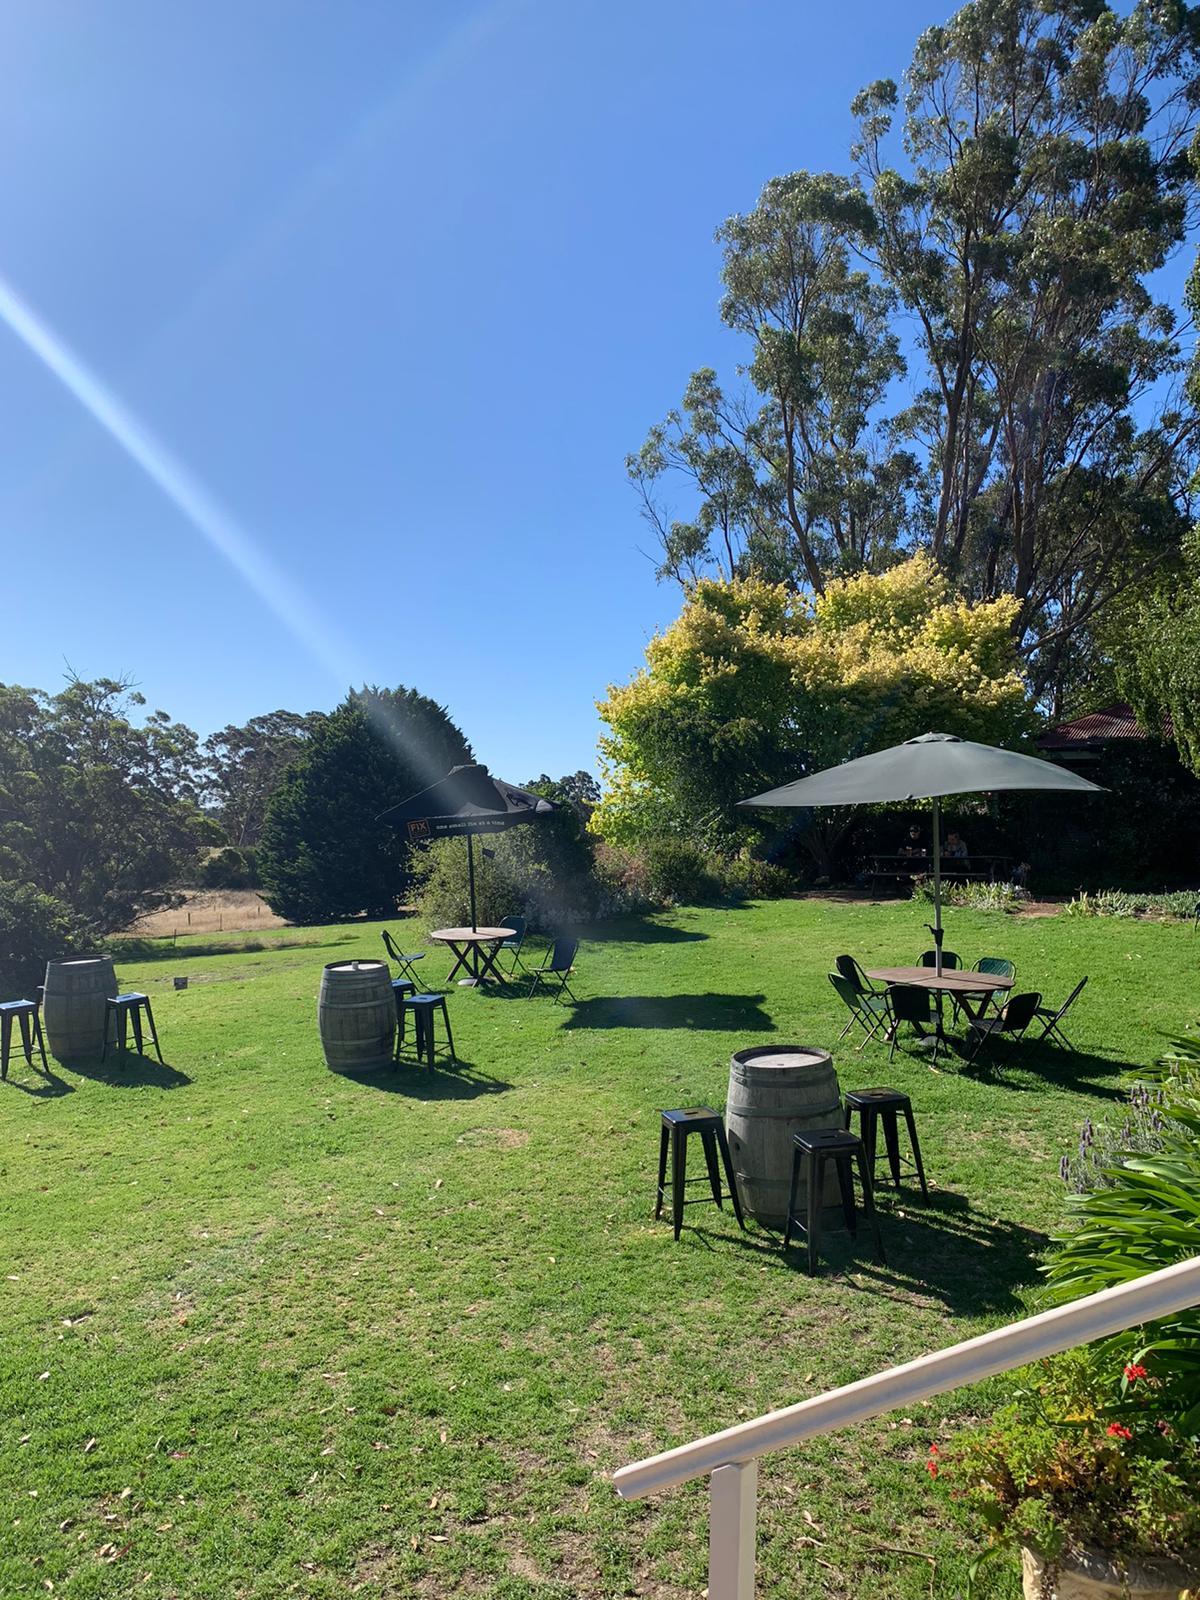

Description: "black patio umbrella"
378 763 558 930
739 732 1103 973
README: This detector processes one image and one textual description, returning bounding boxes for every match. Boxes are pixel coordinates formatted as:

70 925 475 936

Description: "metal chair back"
1054 976 1088 1020
548 937 578 973
975 956 1016 981
829 972 861 1012
998 991 1040 1032
918 949 959 969
834 954 874 993
501 916 526 949
888 984 932 1024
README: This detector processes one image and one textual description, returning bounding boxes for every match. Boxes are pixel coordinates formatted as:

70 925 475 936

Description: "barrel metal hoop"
726 1100 842 1121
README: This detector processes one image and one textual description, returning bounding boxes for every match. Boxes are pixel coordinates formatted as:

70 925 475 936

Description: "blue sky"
0 1 1083 777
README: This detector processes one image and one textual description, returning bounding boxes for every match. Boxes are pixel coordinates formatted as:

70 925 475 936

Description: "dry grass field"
116 888 288 937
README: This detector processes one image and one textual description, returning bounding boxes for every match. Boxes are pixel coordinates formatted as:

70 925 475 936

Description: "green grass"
1 898 1192 1599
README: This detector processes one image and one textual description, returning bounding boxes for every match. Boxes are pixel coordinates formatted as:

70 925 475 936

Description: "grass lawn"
1 897 1192 1599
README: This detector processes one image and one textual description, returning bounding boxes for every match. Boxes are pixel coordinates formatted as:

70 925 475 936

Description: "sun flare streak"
0 271 363 686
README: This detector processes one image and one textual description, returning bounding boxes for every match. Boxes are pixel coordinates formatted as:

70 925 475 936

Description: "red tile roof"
1038 703 1171 750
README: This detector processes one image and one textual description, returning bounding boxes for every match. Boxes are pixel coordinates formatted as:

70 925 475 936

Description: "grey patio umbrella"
377 764 558 931
739 733 1103 973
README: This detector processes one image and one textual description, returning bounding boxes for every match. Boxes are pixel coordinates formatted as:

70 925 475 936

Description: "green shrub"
1043 1033 1200 1431
1064 889 1199 920
0 879 91 998
936 1346 1200 1567
199 847 259 890
911 876 1027 913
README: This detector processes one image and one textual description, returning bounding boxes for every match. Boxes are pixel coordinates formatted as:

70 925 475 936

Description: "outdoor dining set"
829 950 1087 1067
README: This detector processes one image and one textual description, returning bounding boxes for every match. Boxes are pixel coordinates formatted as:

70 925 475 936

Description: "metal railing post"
709 1460 757 1600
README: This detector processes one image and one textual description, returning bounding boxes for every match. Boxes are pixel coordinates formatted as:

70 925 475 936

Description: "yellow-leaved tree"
593 553 1033 873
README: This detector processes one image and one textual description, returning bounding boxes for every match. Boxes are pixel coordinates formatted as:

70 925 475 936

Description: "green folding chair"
828 972 891 1050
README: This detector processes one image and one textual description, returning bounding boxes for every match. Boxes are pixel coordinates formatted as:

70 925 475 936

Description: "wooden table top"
429 926 515 943
866 965 1012 994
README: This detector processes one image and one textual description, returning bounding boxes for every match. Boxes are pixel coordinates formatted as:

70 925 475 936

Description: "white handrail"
614 1255 1200 1502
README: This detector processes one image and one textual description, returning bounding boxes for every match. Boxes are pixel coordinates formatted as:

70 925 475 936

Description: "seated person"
944 830 969 861
899 824 925 857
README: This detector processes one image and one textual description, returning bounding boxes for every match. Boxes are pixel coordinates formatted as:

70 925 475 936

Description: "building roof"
1038 703 1171 751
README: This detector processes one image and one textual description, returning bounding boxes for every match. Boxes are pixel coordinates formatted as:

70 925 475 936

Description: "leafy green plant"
910 876 1027 913
1044 1034 1200 1432
935 1348 1200 1568
1065 889 1200 921
0 879 91 997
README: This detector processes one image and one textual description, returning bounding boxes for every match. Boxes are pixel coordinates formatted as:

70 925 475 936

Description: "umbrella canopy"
739 733 1102 971
378 764 558 929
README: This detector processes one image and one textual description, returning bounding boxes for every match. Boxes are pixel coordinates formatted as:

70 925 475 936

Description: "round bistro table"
429 926 516 986
866 964 1013 1050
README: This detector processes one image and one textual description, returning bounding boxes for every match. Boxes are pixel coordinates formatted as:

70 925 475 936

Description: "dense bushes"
258 687 471 924
1064 888 1199 920
0 880 90 996
198 847 260 890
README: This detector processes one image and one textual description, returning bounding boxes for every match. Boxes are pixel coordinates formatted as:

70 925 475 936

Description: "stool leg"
843 1099 852 1131
784 1145 802 1248
882 1109 903 1190
118 1004 129 1057
655 1124 669 1220
130 1003 145 1057
671 1125 686 1241
0 1012 10 1080
715 1123 746 1230
439 999 455 1063
856 1146 886 1265
32 1011 47 1071
862 1106 878 1193
18 1009 33 1064
700 1128 723 1209
903 1105 929 1199
101 1004 110 1063
142 998 163 1062
835 1155 857 1236
805 1151 821 1275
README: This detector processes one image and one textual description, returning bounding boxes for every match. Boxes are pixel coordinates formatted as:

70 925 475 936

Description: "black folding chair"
886 984 937 1063
918 949 959 969
1034 977 1087 1048
499 915 528 975
829 972 891 1050
966 991 1041 1063
835 954 885 995
527 937 579 1002
382 929 426 990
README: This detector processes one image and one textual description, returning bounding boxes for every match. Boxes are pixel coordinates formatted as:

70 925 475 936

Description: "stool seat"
656 1107 746 1239
843 1085 928 1200
0 998 47 1080
785 1126 885 1274
102 992 162 1063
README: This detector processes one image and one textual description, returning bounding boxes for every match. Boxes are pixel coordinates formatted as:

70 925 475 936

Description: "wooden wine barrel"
726 1045 842 1227
42 955 118 1061
318 960 396 1073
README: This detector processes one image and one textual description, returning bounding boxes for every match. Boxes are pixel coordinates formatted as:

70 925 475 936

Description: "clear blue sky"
0 0 978 778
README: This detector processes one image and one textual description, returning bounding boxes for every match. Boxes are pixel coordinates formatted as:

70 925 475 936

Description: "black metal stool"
784 1128 885 1275
0 999 47 1079
400 993 455 1067
843 1087 929 1199
390 978 416 1050
102 993 163 1063
655 1108 745 1240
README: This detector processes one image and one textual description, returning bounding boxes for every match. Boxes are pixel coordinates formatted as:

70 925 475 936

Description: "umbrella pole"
932 797 943 976
467 830 478 934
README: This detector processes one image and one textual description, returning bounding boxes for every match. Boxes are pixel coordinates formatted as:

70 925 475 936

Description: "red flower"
929 1444 939 1454
926 1443 940 1478
1124 1363 1149 1383
1106 1423 1133 1440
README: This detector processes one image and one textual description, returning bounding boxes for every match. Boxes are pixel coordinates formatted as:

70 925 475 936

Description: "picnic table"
429 926 515 986
869 853 1012 892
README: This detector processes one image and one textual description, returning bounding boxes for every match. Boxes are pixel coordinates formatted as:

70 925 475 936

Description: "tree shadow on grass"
65 1053 193 1089
560 994 775 1032
343 1056 512 1101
